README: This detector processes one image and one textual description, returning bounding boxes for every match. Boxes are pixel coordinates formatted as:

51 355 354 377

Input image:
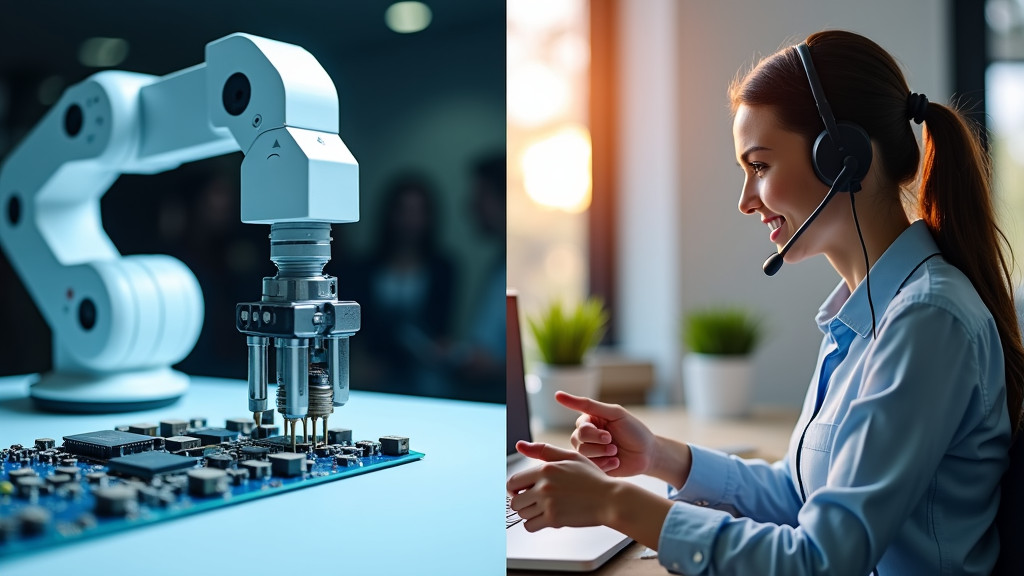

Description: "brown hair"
729 30 1024 439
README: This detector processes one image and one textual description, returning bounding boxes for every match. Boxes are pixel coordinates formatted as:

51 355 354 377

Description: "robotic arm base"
29 367 188 413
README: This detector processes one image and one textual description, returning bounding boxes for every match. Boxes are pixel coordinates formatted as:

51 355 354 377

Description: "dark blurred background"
0 1 505 403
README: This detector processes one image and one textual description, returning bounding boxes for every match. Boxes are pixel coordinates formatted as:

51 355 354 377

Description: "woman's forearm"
648 435 693 489
605 482 675 551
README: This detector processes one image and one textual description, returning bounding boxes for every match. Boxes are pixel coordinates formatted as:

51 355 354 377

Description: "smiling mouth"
766 217 785 232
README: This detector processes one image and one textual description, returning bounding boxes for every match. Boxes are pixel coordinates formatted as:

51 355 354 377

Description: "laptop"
506 291 666 571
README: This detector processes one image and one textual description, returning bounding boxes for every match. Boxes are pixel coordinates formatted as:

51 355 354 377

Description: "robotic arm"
0 33 360 433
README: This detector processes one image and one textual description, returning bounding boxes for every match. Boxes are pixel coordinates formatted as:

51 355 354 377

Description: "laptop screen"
506 291 532 455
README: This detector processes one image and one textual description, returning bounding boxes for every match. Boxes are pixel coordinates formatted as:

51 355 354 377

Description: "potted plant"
681 306 762 418
526 297 609 429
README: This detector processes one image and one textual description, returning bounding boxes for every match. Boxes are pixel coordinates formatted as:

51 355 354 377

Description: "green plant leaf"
681 306 761 356
527 297 609 365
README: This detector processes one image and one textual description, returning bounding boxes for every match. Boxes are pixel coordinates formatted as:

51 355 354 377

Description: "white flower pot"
682 354 753 418
528 364 600 430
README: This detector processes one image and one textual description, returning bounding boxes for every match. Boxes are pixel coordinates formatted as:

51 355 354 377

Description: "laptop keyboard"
506 495 523 529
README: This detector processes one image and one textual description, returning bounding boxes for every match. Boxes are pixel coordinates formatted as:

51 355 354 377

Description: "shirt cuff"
658 501 730 575
668 444 734 508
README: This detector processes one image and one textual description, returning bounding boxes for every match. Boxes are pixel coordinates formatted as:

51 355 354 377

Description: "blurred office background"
508 0 1024 408
0 1 505 403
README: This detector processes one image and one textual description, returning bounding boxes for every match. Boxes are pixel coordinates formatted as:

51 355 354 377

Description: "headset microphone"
762 156 859 276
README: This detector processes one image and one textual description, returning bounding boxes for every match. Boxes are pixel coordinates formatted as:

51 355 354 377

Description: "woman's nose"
738 178 760 215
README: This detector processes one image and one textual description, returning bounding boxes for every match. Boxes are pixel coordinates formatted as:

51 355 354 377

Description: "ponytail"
918 103 1024 437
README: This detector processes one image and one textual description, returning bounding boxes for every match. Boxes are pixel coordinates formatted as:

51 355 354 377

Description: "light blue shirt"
659 220 1011 575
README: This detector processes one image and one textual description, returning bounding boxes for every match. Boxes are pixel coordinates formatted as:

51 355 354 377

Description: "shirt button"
693 551 704 563
672 562 680 571
696 500 708 506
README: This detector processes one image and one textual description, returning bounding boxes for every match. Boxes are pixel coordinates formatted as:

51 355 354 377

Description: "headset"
797 42 873 191
761 42 874 276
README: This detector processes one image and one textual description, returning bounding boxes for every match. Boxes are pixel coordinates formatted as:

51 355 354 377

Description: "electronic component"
240 446 269 461
355 440 381 457
16 477 46 499
269 453 306 477
189 428 239 446
159 420 189 438
107 452 198 480
190 418 207 428
54 466 79 480
18 507 50 536
379 436 409 456
34 439 54 451
226 468 249 486
240 460 271 479
63 430 157 460
328 428 352 445
205 454 233 469
335 454 358 467
45 474 72 488
164 436 201 452
128 423 158 436
93 486 137 517
188 469 228 497
225 418 256 434
8 469 37 485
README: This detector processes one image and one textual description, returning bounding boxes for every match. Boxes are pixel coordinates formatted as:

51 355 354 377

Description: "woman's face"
733 103 844 263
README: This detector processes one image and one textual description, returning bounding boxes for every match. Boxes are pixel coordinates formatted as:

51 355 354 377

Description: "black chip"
205 454 233 469
107 452 198 480
379 436 409 456
128 423 158 436
63 430 157 460
240 446 269 460
159 420 189 438
269 453 306 477
165 436 201 452
225 418 256 434
189 428 239 446
327 428 352 445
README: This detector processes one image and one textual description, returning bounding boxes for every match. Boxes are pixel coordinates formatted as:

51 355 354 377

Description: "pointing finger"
556 391 625 421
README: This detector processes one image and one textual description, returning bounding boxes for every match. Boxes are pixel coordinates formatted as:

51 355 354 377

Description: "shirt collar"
817 220 941 339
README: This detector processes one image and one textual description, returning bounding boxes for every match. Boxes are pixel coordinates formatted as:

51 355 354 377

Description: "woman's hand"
507 441 619 531
558 391 693 488
558 391 658 477
507 440 675 550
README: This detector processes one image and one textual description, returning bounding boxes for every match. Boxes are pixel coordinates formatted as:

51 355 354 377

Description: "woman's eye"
749 162 767 175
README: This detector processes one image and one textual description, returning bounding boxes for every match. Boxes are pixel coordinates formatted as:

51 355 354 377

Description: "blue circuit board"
0 416 423 558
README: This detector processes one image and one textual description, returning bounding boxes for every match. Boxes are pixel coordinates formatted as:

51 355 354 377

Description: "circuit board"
0 414 423 558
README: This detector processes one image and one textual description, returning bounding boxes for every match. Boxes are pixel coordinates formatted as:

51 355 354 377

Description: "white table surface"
0 374 505 575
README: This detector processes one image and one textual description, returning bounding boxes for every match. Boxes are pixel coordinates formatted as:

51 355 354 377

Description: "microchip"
379 436 409 456
159 420 189 438
327 428 352 445
164 436 201 452
269 453 306 477
107 452 198 480
240 446 269 461
189 428 238 446
63 430 157 460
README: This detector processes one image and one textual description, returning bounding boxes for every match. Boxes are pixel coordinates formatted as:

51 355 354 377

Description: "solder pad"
0 417 423 558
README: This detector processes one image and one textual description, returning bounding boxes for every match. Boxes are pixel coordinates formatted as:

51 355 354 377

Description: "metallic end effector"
238 222 359 424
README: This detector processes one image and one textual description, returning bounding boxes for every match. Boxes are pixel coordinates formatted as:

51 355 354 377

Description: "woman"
507 30 1024 575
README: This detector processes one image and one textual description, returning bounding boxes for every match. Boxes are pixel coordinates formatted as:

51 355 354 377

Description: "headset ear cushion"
811 122 873 187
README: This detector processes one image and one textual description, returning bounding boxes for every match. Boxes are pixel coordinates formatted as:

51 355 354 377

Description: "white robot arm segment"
0 33 359 412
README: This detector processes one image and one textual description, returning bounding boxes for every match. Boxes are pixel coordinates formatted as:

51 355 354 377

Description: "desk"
510 406 799 576
0 375 505 576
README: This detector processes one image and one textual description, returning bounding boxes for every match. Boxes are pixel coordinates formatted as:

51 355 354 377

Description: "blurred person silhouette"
345 172 457 397
445 152 506 402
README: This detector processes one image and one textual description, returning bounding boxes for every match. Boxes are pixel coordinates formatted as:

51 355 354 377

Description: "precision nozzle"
247 336 269 413
279 338 308 420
